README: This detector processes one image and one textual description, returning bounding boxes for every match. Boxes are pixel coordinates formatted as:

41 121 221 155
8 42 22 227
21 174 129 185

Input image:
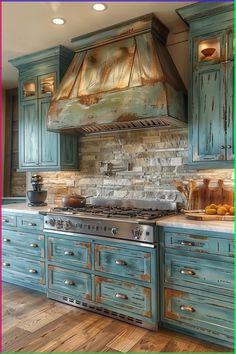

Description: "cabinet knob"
180 305 195 313
30 243 38 248
64 279 75 286
115 260 127 266
221 145 225 149
29 269 37 273
3 238 11 242
115 293 128 300
3 262 10 267
180 269 196 276
2 219 9 223
227 145 232 149
64 251 74 256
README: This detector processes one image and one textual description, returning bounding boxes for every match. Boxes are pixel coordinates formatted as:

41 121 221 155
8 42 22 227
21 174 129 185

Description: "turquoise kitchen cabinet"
46 232 158 330
177 2 234 168
10 46 79 171
2 212 46 292
160 226 234 348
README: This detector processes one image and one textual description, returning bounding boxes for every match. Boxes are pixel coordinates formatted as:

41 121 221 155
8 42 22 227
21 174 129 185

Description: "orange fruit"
223 204 231 212
229 207 234 215
205 208 217 215
217 206 227 215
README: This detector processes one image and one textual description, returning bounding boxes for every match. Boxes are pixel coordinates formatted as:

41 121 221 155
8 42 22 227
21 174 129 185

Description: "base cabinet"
46 233 158 330
160 226 234 348
2 212 46 293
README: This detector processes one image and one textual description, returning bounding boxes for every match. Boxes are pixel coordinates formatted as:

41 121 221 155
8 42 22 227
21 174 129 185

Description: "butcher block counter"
156 214 234 234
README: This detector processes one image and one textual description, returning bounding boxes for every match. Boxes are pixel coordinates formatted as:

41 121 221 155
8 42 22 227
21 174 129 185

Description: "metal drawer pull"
3 262 10 267
115 293 128 300
227 145 232 149
180 269 196 276
2 219 9 223
30 243 38 248
179 241 194 246
64 280 75 286
64 251 74 256
29 269 37 273
28 223 37 227
3 238 11 242
221 145 225 149
180 305 195 313
115 260 127 266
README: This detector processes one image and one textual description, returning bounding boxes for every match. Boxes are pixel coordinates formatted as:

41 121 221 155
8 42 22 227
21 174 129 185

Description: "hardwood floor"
2 283 232 353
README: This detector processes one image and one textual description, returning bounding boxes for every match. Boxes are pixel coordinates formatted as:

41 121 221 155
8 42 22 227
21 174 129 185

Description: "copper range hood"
47 14 187 135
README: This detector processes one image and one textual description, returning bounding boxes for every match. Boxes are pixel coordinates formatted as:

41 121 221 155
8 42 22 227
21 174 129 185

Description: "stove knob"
132 227 143 240
48 218 56 226
111 227 118 236
63 221 73 230
55 220 63 229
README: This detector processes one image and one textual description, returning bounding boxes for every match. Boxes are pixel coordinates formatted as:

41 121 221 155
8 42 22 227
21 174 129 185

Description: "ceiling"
3 1 194 89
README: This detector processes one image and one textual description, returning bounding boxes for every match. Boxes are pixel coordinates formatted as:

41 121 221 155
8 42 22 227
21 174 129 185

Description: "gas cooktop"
49 205 176 220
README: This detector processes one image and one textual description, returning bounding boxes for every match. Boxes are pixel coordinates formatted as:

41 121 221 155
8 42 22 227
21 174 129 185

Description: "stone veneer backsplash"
26 128 234 206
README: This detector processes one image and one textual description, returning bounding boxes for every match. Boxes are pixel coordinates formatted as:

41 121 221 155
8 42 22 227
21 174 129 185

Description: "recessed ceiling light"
52 17 65 25
92 3 107 12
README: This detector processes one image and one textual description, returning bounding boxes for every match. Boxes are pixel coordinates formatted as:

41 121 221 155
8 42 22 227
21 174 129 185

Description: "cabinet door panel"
20 101 39 167
192 65 225 162
39 98 59 166
226 61 234 160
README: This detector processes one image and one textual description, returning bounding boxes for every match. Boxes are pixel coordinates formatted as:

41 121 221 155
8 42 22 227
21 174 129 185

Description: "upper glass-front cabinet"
193 31 225 66
21 72 56 100
21 78 37 100
38 73 56 98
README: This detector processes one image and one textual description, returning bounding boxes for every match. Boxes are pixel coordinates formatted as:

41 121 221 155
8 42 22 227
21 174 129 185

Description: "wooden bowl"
201 47 216 58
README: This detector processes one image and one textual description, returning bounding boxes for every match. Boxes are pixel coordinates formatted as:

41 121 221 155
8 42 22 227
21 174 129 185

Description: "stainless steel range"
42 198 178 244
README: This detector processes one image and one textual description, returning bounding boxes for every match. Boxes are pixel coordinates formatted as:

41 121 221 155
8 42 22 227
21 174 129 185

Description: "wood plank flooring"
2 283 232 353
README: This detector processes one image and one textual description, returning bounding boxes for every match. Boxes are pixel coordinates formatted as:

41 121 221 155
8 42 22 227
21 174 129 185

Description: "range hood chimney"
48 14 187 135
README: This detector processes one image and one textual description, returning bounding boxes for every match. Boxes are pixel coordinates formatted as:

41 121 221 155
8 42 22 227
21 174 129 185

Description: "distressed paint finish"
9 46 79 171
2 212 46 293
48 237 91 270
48 265 92 300
163 288 234 341
47 15 187 133
159 225 234 348
94 244 151 282
177 3 234 169
95 276 152 318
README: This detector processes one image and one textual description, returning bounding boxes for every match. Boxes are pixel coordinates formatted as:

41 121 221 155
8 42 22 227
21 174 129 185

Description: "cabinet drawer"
165 253 234 292
2 214 17 228
94 244 151 282
2 230 44 258
48 237 91 269
165 232 233 256
163 288 234 339
48 265 92 300
2 253 45 286
95 276 151 318
17 216 43 232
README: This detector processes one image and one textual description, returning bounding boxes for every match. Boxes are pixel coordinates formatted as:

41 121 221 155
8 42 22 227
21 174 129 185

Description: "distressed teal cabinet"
160 226 234 348
2 212 46 292
10 46 79 171
177 3 234 168
46 232 158 330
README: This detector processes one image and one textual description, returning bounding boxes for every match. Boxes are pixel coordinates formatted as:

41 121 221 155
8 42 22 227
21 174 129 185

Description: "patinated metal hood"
47 14 187 135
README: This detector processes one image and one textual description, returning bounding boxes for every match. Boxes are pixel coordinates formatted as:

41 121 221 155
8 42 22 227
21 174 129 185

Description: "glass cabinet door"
38 72 56 98
21 78 37 100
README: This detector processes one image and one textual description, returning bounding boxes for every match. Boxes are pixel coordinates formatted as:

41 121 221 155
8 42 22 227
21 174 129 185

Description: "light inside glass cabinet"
23 81 36 97
198 38 220 62
40 76 55 95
